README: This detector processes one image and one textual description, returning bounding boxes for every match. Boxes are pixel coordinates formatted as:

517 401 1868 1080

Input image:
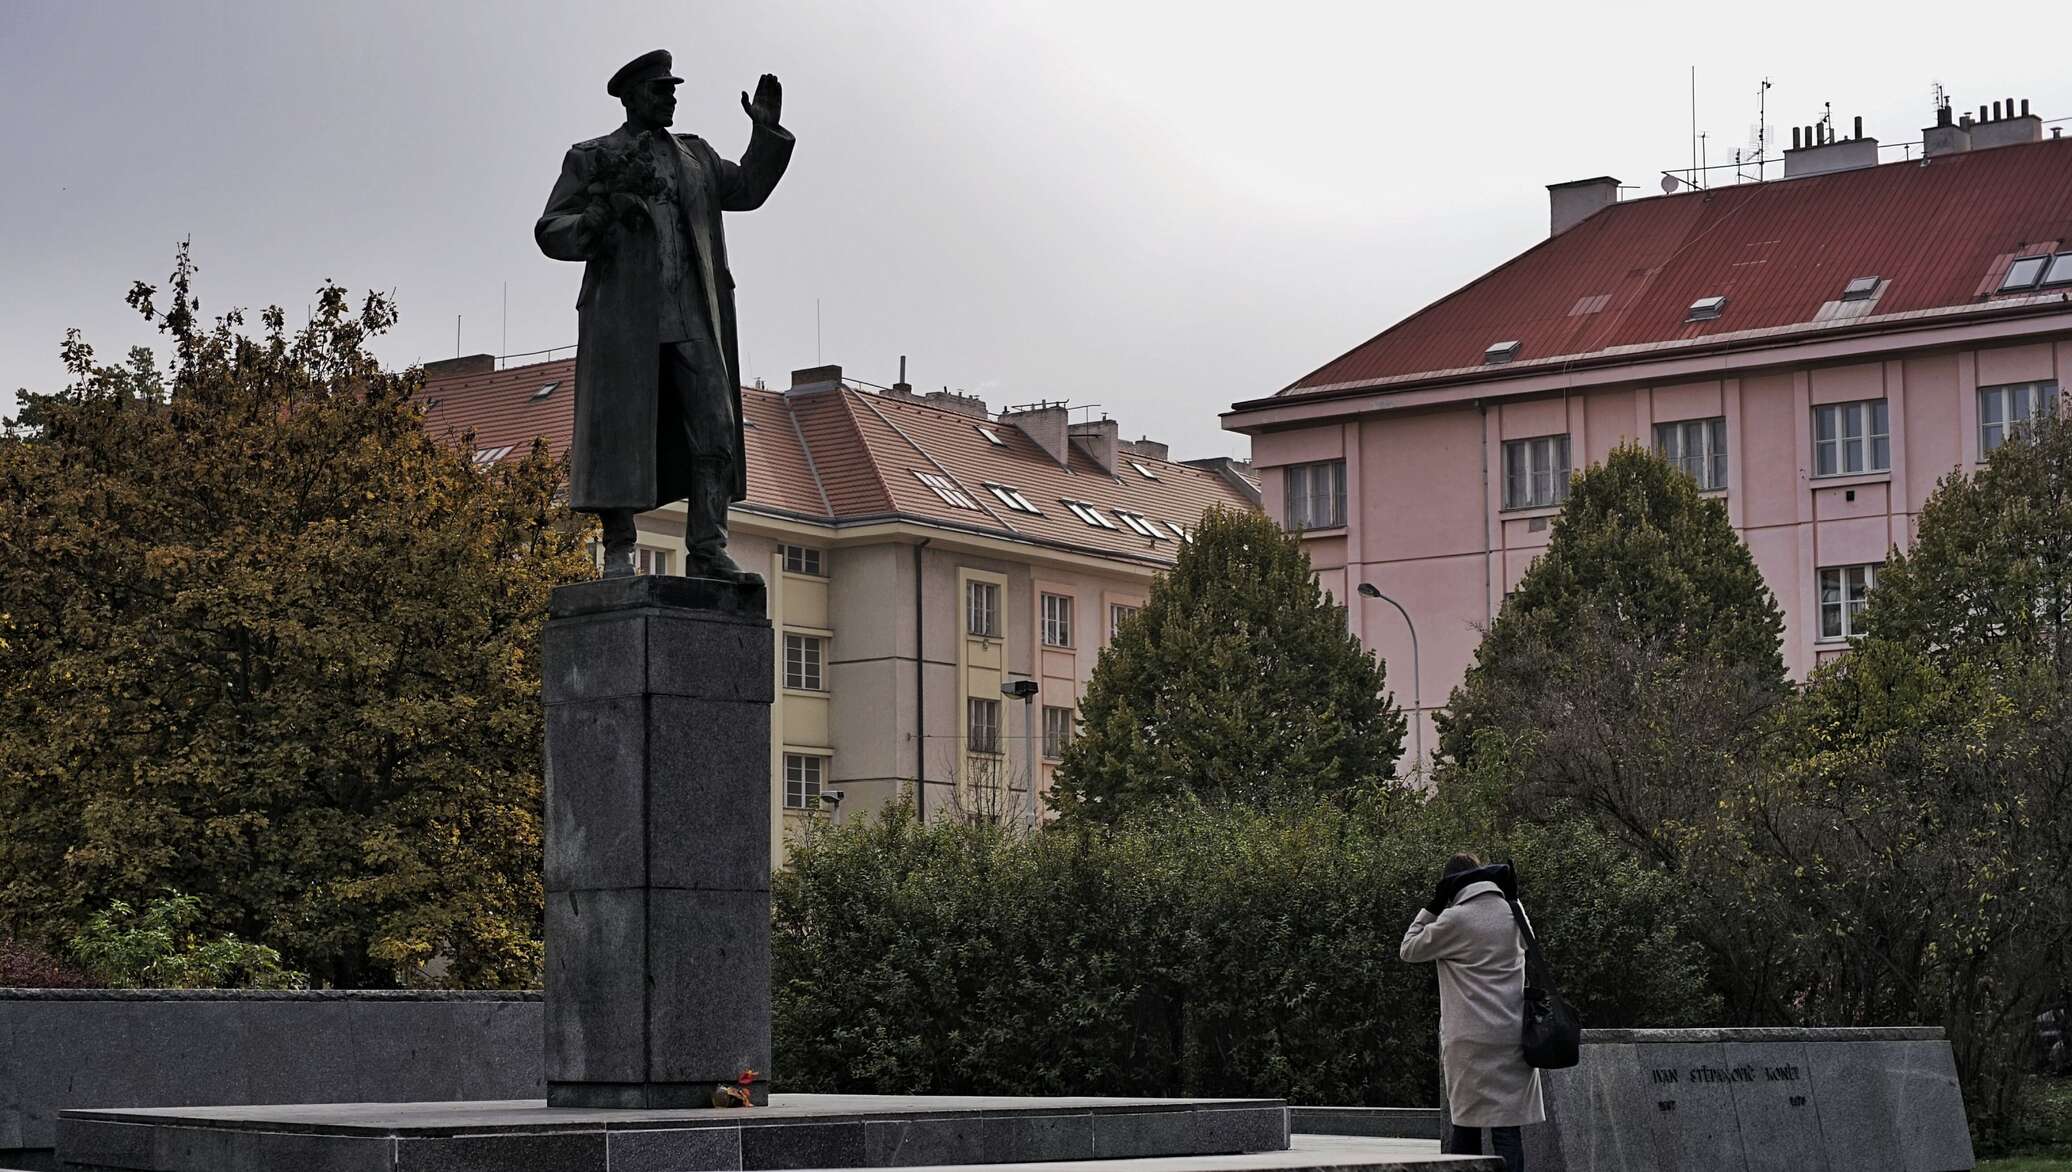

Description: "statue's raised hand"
741 74 782 130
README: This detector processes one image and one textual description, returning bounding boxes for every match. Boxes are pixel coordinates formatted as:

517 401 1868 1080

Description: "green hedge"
772 799 1714 1103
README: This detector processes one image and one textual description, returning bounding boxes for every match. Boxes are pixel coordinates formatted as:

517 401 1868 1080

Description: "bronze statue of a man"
536 49 794 582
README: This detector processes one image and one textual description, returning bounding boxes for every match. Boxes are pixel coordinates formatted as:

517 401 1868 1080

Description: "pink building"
1224 98 2072 768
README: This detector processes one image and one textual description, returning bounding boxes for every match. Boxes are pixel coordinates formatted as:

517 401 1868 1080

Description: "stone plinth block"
542 576 773 1109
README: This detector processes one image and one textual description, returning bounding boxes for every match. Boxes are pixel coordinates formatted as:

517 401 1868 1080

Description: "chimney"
788 364 843 395
891 354 912 395
1923 100 1971 158
1970 96 2043 151
1120 436 1170 462
1783 115 1879 177
1547 176 1620 236
923 388 990 418
423 353 496 379
1069 418 1119 475
1002 402 1071 466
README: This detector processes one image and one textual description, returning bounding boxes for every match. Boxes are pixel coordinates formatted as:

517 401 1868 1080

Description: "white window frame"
914 470 979 509
1654 417 1728 491
781 544 824 576
1818 564 1877 641
968 697 1001 755
1283 460 1347 529
1166 522 1190 541
1042 705 1074 759
783 633 826 691
1063 500 1118 529
635 547 673 576
1041 592 1073 647
1129 460 1161 480
783 752 825 809
1812 399 1890 477
1979 381 2056 456
983 483 1043 514
1116 511 1165 539
967 580 1001 637
1109 602 1140 639
1502 435 1572 510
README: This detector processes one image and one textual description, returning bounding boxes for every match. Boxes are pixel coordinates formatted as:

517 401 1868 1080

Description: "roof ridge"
784 398 834 518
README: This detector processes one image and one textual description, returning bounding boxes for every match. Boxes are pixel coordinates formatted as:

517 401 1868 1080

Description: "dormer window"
1483 340 1522 365
1686 295 1727 322
2001 255 2050 290
1840 276 1880 302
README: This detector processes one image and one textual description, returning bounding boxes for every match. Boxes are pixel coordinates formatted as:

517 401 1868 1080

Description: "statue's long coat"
536 120 793 510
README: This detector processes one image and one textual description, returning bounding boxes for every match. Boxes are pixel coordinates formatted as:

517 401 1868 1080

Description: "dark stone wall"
0 990 542 1165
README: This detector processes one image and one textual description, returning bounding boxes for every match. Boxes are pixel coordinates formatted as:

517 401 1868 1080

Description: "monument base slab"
56 1094 1291 1172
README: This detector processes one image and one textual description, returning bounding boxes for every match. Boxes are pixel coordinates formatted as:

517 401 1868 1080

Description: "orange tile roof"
421 359 1257 567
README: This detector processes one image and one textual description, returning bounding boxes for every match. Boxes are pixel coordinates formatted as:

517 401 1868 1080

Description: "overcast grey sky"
5 1 2069 460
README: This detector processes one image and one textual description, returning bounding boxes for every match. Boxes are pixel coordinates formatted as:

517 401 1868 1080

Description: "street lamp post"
1356 582 1423 770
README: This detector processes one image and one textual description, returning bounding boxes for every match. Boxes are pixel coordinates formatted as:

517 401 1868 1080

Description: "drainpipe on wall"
1478 400 1492 627
913 538 930 821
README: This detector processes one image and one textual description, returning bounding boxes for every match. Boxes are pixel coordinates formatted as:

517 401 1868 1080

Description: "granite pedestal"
543 576 774 1109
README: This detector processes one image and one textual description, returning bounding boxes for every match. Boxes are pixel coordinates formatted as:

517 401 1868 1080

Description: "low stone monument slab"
1433 1027 1974 1172
55 1095 1292 1172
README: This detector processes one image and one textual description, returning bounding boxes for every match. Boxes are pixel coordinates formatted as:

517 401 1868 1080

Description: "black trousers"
1444 1123 1523 1171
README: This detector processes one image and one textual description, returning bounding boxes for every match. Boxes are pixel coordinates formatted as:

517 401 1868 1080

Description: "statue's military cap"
607 49 682 98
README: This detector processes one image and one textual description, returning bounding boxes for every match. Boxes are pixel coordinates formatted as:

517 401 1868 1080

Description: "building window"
1284 460 1347 529
781 544 824 575
968 698 1001 754
1042 706 1074 759
1818 564 1877 640
1654 417 1727 491
967 580 1000 637
783 634 825 691
783 753 825 809
1062 499 1118 529
1109 602 1140 639
1812 399 1890 476
914 470 979 509
983 483 1043 514
636 547 673 576
1979 381 2056 455
1041 593 1073 647
1503 435 1571 510
1116 511 1166 539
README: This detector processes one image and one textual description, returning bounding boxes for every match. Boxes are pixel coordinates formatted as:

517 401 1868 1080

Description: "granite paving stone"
605 1125 743 1172
1090 1110 1195 1159
393 1129 606 1172
738 1120 866 1170
979 1111 1094 1162
1191 1105 1289 1153
53 1119 153 1170
864 1116 999 1166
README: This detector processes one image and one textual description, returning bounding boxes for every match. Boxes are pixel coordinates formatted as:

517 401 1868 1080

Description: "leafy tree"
1047 507 1404 818
0 243 591 987
1436 444 1787 864
69 892 305 989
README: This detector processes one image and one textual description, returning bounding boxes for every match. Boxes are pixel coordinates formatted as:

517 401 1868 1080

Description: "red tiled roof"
421 361 1256 566
1284 137 2072 395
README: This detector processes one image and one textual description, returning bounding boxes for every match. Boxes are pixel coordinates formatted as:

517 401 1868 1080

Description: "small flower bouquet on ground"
711 1068 758 1108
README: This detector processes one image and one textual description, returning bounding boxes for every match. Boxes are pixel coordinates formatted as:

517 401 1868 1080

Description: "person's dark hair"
1442 852 1481 877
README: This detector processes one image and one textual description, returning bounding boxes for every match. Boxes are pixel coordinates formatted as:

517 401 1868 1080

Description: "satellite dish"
1661 175 1684 193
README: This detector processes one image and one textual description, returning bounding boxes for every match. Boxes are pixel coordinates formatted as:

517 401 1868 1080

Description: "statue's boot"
684 457 762 586
598 509 638 578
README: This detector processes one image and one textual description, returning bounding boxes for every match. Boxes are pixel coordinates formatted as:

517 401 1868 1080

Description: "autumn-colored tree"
1048 507 1404 819
0 244 590 987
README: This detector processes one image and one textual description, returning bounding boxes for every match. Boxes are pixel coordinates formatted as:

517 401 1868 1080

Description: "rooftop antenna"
1700 130 1709 190
501 282 508 362
1690 66 1699 190
815 298 822 365
455 314 461 359
1755 77 1773 181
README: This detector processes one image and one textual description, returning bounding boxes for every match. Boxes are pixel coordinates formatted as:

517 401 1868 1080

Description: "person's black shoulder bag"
1503 893 1581 1069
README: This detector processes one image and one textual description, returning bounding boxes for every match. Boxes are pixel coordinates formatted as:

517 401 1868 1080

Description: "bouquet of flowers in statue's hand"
582 139 670 232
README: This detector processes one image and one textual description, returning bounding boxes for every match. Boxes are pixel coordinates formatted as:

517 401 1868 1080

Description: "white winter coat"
1399 879 1547 1128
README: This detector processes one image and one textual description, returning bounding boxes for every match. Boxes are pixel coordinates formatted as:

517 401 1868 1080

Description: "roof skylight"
983 483 1042 514
913 470 979 509
1130 460 1161 480
1116 512 1165 539
1167 522 1191 541
471 445 514 466
976 424 1007 446
1063 500 1118 529
1840 276 1880 302
2000 255 2049 291
2044 254 2072 286
1685 295 1727 322
531 381 560 400
1483 340 1522 365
